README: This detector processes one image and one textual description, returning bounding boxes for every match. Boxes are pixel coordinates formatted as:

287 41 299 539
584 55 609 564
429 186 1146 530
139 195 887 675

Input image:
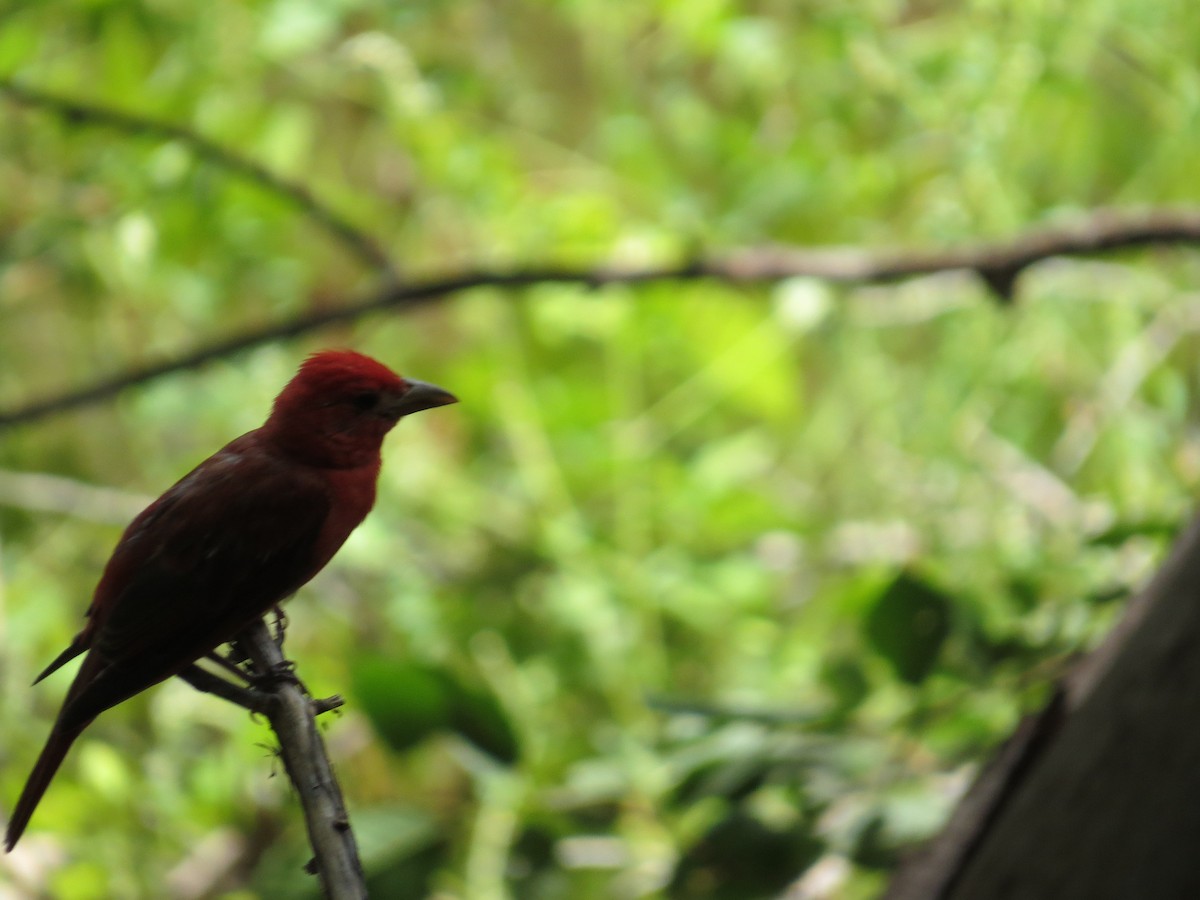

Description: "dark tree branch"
177 664 273 716
3 207 1200 429
178 632 356 893
177 631 357 896
0 79 397 279
234 620 364 900
886 512 1200 900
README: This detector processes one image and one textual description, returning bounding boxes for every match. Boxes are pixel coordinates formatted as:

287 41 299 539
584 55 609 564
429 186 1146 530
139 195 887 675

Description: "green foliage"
2 0 1199 897
865 572 952 685
352 654 519 762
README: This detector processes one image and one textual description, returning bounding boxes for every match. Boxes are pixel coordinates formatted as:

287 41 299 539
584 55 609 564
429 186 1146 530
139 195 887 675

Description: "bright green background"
2 2 1199 897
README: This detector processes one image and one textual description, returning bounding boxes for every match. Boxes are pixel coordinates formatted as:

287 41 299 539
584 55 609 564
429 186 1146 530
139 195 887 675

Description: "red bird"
5 350 456 850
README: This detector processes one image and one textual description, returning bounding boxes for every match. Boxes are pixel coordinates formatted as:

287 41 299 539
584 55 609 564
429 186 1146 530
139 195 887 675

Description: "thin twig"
0 79 397 278
3 207 1200 429
236 620 365 900
0 468 151 522
178 664 273 716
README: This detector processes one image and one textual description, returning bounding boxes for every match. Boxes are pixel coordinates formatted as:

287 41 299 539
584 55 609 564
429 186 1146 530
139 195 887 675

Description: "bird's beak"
387 379 458 418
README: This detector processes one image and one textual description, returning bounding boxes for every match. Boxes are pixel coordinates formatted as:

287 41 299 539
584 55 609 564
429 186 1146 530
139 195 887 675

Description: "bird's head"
263 350 457 468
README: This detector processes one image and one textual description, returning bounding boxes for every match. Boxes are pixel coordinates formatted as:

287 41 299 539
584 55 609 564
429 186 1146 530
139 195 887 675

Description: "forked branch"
181 621 363 900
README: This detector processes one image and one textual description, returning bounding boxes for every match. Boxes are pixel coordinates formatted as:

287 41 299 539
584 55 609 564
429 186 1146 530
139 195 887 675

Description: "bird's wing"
97 441 332 663
57 439 332 729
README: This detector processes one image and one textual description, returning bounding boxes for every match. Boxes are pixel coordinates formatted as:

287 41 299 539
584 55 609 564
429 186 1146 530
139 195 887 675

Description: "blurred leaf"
446 680 521 765
351 654 519 762
1085 584 1131 606
358 808 449 900
363 838 450 900
1086 518 1180 547
864 571 953 685
351 657 454 753
1006 576 1041 614
672 753 771 807
850 814 900 871
668 810 822 900
820 655 871 718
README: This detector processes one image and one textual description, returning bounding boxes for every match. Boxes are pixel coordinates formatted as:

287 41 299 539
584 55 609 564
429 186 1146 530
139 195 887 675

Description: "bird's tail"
4 723 84 851
5 650 106 852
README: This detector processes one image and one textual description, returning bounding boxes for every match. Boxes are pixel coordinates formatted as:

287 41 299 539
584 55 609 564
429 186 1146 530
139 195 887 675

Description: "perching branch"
177 664 274 716
183 622 363 899
3 207 1200 429
0 79 397 279
238 620 363 899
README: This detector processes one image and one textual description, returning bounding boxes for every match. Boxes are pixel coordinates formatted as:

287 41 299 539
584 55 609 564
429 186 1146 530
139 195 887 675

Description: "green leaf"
351 655 519 762
864 572 952 685
446 681 520 765
351 657 454 754
821 654 870 715
1086 518 1179 547
357 808 448 900
669 811 822 900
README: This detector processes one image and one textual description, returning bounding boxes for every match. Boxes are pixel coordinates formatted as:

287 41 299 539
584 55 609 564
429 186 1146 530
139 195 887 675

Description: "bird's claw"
248 660 308 695
270 606 288 646
205 648 253 683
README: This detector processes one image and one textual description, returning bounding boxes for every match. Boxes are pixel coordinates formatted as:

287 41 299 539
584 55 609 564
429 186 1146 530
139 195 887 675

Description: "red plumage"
5 350 456 850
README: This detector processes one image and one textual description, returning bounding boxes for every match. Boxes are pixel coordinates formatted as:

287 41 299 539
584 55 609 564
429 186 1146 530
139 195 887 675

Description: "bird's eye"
351 391 380 411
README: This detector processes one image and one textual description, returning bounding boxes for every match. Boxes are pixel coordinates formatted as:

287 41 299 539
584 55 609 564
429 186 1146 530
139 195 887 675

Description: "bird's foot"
270 606 288 646
204 649 254 684
248 659 309 695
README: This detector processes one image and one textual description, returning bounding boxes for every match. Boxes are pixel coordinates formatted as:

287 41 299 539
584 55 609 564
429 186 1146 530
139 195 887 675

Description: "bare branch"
177 635 357 896
236 620 365 900
0 79 397 278
3 207 1200 429
0 469 151 522
177 664 273 716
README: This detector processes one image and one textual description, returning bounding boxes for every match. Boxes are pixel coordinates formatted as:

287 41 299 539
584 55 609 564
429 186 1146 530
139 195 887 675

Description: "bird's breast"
311 463 381 569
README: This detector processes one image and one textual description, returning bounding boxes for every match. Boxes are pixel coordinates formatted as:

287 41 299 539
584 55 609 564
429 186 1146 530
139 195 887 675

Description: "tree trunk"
887 512 1200 900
